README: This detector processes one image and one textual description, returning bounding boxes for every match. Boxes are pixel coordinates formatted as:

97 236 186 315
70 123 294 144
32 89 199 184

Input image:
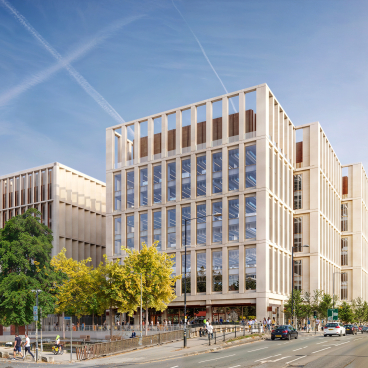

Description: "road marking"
198 354 236 363
254 354 281 362
227 366 241 368
170 366 178 368
312 347 331 354
272 356 291 362
292 346 307 351
248 347 268 352
286 355 307 364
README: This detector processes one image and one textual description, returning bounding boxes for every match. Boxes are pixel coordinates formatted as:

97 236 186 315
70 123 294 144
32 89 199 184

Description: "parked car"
361 326 368 333
271 325 298 340
344 324 358 335
323 323 346 337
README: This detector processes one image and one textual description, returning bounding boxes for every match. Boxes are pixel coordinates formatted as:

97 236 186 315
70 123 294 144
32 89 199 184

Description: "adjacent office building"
0 162 106 266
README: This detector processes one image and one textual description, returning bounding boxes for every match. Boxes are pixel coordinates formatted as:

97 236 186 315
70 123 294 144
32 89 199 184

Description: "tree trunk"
15 324 19 335
110 305 113 340
145 307 148 336
62 312 65 339
92 312 95 330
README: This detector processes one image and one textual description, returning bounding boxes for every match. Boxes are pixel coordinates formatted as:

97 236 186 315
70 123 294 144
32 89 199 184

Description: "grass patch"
227 334 261 343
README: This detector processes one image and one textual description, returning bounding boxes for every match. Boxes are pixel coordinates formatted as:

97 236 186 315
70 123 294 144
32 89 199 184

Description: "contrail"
1 0 128 124
172 0 237 113
0 15 144 107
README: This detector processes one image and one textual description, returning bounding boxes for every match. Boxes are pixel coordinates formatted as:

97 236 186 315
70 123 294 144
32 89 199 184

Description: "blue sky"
0 0 367 181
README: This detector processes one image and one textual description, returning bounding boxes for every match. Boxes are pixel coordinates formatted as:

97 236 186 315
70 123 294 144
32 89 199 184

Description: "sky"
0 0 367 182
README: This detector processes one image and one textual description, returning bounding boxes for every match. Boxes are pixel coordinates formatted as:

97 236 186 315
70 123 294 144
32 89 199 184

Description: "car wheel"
339 332 342 337
271 337 275 340
295 334 298 339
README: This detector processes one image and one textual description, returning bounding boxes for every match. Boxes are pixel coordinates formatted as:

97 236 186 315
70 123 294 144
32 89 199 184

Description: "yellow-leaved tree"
121 242 181 335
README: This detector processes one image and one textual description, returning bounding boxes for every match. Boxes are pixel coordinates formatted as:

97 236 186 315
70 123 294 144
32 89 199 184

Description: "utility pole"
140 273 143 339
31 289 42 362
40 307 43 353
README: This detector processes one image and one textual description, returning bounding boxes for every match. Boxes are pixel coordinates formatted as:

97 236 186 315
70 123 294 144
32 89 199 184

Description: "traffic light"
313 310 317 318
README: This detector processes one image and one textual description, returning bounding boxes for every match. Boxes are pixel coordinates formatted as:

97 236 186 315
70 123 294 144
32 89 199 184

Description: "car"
361 326 368 333
271 325 298 340
324 323 346 337
344 324 358 335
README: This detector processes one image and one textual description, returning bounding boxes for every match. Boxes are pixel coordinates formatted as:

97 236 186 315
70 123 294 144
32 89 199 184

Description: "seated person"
130 330 136 338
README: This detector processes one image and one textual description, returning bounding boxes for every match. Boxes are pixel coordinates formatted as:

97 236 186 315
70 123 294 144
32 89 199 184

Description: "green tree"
339 301 354 324
0 209 59 333
301 292 313 325
352 297 366 324
319 293 333 320
284 289 305 324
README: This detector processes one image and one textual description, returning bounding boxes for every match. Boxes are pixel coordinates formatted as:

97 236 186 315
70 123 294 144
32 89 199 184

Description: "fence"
76 329 183 360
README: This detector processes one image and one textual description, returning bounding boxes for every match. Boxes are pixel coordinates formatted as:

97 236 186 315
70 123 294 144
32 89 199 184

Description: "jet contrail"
1 0 128 124
172 0 237 113
0 15 144 107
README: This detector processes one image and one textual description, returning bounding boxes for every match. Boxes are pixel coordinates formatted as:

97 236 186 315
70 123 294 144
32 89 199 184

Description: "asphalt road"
1 333 368 367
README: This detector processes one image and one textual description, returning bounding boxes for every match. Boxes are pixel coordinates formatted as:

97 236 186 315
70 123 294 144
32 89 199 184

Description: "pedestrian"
23 333 34 361
12 333 23 360
82 322 85 331
199 327 203 337
130 330 136 338
220 317 223 324
267 317 271 330
77 322 80 331
208 323 213 339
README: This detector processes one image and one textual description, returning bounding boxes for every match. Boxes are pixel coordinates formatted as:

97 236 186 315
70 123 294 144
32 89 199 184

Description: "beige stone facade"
0 162 106 267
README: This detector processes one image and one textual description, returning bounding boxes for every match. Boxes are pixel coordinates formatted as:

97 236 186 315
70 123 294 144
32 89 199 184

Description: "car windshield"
325 323 338 327
344 325 353 327
275 325 289 330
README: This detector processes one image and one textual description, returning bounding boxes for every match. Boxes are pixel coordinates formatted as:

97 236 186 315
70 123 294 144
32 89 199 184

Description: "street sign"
328 308 338 321
64 316 71 320
33 306 38 321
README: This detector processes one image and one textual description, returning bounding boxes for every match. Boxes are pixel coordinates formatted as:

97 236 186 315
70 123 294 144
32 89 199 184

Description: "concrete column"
106 128 114 172
121 213 126 254
191 106 196 152
162 114 168 158
279 112 284 154
256 85 269 138
121 169 126 210
176 204 181 250
206 199 211 246
222 97 229 143
239 92 245 139
176 110 181 154
256 297 268 322
206 101 212 149
268 95 275 142
52 167 59 257
106 171 113 217
134 121 139 164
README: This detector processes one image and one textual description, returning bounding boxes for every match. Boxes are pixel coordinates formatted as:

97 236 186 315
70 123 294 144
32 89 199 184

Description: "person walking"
208 323 213 339
23 334 34 361
12 333 23 360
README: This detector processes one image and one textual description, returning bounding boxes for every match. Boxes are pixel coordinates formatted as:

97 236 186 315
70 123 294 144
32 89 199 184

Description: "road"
1 333 368 367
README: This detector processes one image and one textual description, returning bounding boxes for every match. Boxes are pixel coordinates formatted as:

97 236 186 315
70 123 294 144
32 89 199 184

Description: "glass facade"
341 203 348 231
245 196 256 239
114 217 121 255
245 247 256 290
212 250 222 292
140 168 148 206
153 211 162 251
245 145 256 188
228 148 239 191
153 165 162 204
293 174 302 209
341 238 348 266
293 260 302 291
196 155 206 196
114 174 121 211
341 273 348 300
126 171 134 208
127 215 134 249
167 162 176 201
181 159 191 199
167 208 176 249
196 252 206 293
212 202 222 243
228 248 239 291
181 206 191 247
140 213 148 248
293 217 302 252
228 198 239 241
212 152 222 193
196 203 206 245
182 253 191 294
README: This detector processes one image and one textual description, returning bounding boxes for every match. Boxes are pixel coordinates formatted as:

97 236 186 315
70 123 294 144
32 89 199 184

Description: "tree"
352 297 366 324
0 209 59 333
319 293 333 320
339 301 354 324
301 292 313 324
121 242 181 335
284 289 305 323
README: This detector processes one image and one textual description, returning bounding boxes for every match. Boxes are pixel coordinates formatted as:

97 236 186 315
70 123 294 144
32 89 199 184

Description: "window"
228 148 239 191
2 180 7 209
341 203 348 231
140 168 148 206
196 203 206 245
293 174 302 209
293 217 302 252
171 255 176 290
9 178 13 207
196 252 206 293
212 152 222 193
21 175 26 205
153 211 162 251
245 196 256 239
139 213 148 249
140 120 148 160
196 155 206 196
228 198 239 241
293 260 302 291
114 174 121 210
182 253 191 294
229 248 239 291
15 177 20 207
48 203 52 227
154 117 162 158
153 165 162 204
181 206 191 247
212 250 222 292
28 175 32 204
127 215 134 249
341 273 348 300
245 144 256 188
212 202 222 243
41 203 46 224
126 124 135 164
167 208 176 249
126 171 134 208
181 159 191 199
114 217 121 255
167 162 176 201
245 247 256 290
41 171 46 201
341 238 348 266
48 169 52 200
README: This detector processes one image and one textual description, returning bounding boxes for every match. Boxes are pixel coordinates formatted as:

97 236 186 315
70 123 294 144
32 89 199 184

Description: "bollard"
208 332 211 346
235 326 237 338
223 329 225 342
215 330 216 345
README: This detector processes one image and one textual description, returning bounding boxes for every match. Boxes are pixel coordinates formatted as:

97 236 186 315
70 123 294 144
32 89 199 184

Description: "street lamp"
291 245 309 328
333 271 342 309
31 289 42 362
183 213 221 348
131 271 143 339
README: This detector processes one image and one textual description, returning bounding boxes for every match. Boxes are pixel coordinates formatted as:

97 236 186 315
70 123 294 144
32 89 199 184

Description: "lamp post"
130 271 143 339
31 289 42 362
333 271 342 310
183 213 221 348
291 245 309 328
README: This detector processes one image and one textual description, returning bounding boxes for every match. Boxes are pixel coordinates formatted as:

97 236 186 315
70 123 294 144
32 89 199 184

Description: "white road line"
248 347 268 352
227 366 241 368
312 347 331 354
286 355 307 364
198 354 236 363
292 346 308 351
170 366 178 368
254 354 281 362
272 356 291 362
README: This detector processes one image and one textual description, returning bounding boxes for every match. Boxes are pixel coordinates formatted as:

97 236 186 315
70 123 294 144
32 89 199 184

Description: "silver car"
324 322 346 337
